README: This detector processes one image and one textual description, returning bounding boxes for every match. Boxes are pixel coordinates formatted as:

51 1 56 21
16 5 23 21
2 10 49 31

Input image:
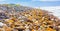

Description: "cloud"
0 0 6 1
32 0 60 1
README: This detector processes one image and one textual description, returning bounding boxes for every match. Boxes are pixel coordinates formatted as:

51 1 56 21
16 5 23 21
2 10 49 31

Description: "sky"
0 0 60 7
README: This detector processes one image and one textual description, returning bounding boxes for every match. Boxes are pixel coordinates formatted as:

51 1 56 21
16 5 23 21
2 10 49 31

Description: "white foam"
40 6 60 18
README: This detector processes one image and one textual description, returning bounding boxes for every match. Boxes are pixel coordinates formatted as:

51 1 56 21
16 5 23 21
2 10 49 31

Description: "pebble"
0 22 4 27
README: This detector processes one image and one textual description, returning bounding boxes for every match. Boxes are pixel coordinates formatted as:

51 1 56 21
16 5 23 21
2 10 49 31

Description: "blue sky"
0 0 60 7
